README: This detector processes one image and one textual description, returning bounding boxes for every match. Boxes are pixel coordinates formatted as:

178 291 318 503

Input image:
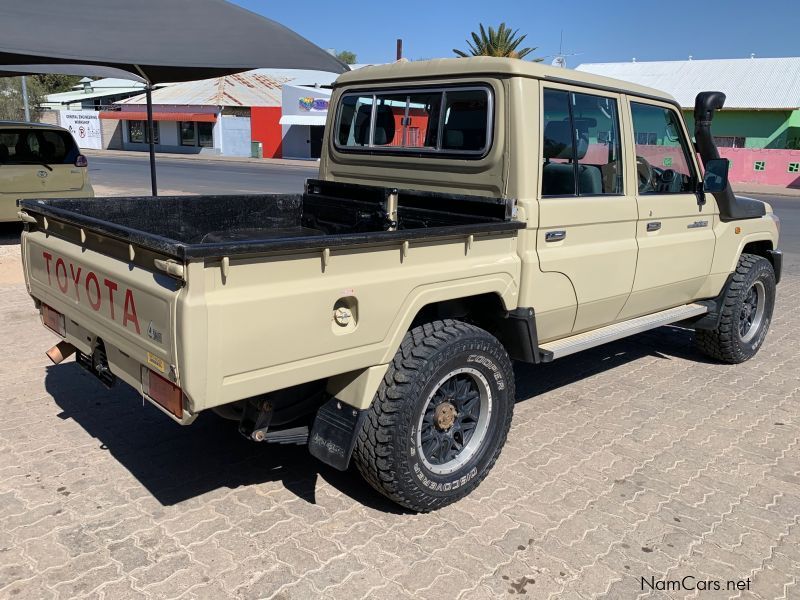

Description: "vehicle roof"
0 120 70 132
334 57 677 104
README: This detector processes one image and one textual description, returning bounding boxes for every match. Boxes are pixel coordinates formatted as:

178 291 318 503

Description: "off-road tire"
353 320 515 512
695 253 776 364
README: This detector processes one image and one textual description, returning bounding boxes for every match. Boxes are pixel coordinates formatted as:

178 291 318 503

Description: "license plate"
42 304 66 336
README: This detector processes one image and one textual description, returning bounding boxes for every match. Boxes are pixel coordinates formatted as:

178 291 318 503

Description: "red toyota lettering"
123 288 140 334
104 279 118 320
43 252 53 285
70 264 82 301
85 272 101 311
55 258 68 293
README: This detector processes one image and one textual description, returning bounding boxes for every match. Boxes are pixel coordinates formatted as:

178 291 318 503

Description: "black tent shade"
0 0 347 84
0 0 348 195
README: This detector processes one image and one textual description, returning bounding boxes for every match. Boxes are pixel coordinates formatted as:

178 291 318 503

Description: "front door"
536 86 638 334
617 100 717 320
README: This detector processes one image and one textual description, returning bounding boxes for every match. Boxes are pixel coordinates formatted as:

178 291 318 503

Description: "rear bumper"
768 249 783 285
53 316 197 425
1 187 94 222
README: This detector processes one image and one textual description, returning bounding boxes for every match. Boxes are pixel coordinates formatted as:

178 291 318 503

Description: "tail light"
142 368 183 418
75 155 88 168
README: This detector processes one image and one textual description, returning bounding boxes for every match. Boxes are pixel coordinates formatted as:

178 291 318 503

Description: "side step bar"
539 303 708 361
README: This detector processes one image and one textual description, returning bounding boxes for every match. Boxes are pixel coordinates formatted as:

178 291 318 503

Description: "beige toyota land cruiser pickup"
19 58 781 512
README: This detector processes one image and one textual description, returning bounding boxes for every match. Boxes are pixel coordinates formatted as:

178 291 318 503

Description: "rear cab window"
335 86 492 157
0 128 80 165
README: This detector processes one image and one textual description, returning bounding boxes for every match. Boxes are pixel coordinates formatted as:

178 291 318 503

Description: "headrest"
352 104 372 146
543 121 588 160
373 105 395 145
0 144 8 162
444 130 463 148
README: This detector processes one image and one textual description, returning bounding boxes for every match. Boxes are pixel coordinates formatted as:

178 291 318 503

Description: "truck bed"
19 180 522 260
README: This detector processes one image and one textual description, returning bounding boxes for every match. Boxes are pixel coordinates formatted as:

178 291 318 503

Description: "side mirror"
703 158 729 193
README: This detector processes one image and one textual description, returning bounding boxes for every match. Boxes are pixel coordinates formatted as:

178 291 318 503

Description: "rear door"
0 128 85 193
536 85 638 334
617 99 717 320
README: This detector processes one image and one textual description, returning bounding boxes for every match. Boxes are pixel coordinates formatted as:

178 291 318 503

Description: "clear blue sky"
232 0 798 66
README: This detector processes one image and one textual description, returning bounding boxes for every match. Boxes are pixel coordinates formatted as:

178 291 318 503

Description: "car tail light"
75 154 88 168
142 368 183 418
42 304 66 336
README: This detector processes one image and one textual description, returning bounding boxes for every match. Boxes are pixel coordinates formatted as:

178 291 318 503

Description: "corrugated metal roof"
575 57 800 110
118 69 339 108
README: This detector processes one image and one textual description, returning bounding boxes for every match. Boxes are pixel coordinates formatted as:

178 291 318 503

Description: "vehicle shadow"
0 223 23 245
513 324 715 401
43 364 408 513
43 325 711 511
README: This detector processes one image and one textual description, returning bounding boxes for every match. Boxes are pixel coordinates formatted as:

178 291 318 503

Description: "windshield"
0 128 80 165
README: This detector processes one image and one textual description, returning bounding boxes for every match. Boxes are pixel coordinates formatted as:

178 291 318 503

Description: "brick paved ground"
1 239 798 600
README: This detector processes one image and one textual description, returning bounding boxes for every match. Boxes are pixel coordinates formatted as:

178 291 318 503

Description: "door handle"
545 230 566 242
646 221 661 232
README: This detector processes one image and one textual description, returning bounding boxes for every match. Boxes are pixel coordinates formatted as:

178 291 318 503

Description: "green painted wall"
682 109 798 149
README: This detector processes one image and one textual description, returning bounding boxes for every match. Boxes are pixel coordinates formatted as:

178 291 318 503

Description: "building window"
788 162 799 173
713 136 746 148
179 122 196 146
179 122 214 148
754 160 766 171
635 132 657 145
198 122 214 148
128 120 159 144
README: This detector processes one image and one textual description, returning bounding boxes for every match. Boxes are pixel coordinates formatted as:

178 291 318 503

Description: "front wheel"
695 253 776 364
353 320 514 512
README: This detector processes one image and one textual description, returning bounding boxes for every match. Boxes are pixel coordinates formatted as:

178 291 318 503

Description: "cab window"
541 89 623 196
630 102 696 194
335 86 491 156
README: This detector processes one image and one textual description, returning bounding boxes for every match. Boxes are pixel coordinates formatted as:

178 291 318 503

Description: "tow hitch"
76 340 116 387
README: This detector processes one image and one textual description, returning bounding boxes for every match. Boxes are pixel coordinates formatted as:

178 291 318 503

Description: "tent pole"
145 84 157 196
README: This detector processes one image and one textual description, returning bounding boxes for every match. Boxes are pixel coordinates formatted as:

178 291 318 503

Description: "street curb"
734 185 800 198
82 149 318 169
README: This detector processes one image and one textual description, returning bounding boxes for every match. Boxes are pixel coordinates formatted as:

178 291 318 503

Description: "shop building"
101 69 338 157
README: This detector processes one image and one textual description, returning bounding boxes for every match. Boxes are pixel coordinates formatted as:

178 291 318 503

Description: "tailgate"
23 230 181 385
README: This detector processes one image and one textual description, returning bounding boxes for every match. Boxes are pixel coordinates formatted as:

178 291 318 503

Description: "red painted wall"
250 107 282 158
719 148 800 188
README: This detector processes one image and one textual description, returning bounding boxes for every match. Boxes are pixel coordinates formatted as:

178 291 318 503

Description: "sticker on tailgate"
40 251 141 334
147 352 166 373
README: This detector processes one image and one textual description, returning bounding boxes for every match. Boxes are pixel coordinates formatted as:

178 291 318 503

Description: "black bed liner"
20 180 522 261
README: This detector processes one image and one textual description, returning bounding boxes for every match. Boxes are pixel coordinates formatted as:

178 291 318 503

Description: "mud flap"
308 397 367 471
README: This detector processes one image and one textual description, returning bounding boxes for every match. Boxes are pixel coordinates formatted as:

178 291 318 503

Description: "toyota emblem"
37 170 48 178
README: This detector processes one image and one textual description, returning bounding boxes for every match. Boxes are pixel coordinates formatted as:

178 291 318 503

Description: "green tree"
453 23 542 60
34 74 82 94
336 50 357 65
0 77 45 122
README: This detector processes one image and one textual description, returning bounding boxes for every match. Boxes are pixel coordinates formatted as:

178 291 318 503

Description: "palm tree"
453 23 541 60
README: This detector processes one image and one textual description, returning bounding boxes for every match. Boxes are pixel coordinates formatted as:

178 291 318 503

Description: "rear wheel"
695 253 776 364
353 320 514 512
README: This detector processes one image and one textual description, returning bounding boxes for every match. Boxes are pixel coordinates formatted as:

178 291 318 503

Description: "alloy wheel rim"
739 280 766 343
416 367 492 476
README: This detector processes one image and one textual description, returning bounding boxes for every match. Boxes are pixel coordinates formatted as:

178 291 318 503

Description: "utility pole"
396 39 403 61
21 76 31 121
